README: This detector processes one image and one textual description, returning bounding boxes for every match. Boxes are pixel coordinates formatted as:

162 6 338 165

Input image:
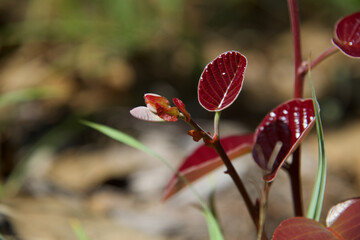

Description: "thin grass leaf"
0 88 58 108
306 79 327 221
70 219 90 240
203 209 225 240
80 120 164 161
81 120 225 240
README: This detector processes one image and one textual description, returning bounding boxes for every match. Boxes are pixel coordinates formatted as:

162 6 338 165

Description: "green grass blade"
81 120 225 240
70 219 90 240
80 120 165 163
203 209 225 240
0 88 58 108
306 79 327 221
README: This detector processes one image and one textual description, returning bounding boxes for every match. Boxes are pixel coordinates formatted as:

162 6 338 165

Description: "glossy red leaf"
162 134 254 201
332 12 360 58
252 99 316 182
198 51 247 112
272 217 338 240
326 198 360 239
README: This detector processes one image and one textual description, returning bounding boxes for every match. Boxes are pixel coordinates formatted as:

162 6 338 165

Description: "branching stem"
212 139 260 234
299 46 338 75
211 112 267 239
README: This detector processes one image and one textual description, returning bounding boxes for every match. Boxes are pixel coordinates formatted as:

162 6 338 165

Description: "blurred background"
0 0 359 239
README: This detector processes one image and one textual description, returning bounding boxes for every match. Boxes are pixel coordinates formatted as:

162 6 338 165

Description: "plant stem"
257 181 271 240
188 118 213 139
288 149 303 216
212 139 260 233
214 111 221 137
287 0 304 216
287 0 303 99
209 111 262 235
188 116 266 238
299 46 338 75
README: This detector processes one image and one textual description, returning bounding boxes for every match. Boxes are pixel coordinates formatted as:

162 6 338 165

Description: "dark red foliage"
173 98 191 122
273 217 338 240
198 51 247 112
273 198 360 240
326 198 360 240
252 99 316 182
144 94 179 122
332 12 360 58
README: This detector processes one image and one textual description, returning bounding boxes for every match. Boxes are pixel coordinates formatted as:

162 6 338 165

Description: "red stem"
288 148 303 216
288 0 304 99
213 139 267 239
187 119 262 234
287 0 304 217
299 46 339 75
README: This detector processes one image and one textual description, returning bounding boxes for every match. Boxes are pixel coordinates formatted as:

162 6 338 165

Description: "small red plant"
127 4 360 240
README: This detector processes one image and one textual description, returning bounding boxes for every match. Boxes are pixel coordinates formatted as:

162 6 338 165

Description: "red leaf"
332 12 360 58
198 51 247 112
144 93 179 122
252 99 316 182
162 134 254 201
173 98 191 122
272 217 338 240
144 93 170 112
156 105 179 122
326 198 360 239
273 198 360 240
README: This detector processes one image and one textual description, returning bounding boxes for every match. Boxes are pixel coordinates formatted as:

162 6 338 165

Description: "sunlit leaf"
130 106 165 122
144 93 179 122
332 12 360 58
252 99 316 182
130 93 179 122
272 217 338 240
273 198 360 240
162 134 254 201
326 198 360 239
198 51 247 112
